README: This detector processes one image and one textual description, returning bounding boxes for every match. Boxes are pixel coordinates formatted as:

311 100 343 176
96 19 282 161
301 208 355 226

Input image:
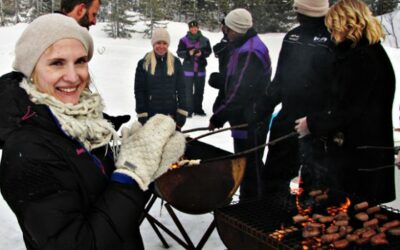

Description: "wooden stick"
201 131 298 164
186 124 248 143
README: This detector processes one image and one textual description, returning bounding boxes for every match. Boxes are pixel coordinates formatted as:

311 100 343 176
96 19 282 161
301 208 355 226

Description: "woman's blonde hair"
144 51 175 76
325 0 384 47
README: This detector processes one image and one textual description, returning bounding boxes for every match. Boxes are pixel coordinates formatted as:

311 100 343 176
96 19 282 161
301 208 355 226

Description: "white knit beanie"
224 8 253 34
13 13 94 78
151 28 170 46
293 0 329 17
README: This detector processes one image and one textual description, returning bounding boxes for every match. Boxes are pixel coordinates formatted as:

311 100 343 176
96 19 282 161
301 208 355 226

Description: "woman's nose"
63 66 79 83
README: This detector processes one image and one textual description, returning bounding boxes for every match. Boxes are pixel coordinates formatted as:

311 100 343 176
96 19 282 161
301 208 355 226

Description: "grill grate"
215 193 400 250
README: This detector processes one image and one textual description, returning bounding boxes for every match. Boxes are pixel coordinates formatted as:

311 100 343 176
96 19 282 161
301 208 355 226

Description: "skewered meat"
335 212 350 221
334 220 349 227
361 229 376 239
326 225 339 234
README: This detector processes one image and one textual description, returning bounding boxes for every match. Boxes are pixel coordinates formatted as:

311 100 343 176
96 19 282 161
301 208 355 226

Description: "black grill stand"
141 194 217 250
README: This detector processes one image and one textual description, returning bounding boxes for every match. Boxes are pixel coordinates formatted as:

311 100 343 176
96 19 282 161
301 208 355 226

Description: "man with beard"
60 0 100 29
58 0 131 130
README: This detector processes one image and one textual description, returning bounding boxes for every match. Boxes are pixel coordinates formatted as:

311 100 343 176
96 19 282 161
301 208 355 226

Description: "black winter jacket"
210 29 272 136
0 72 146 250
134 53 187 117
308 39 396 203
177 31 212 75
262 16 335 186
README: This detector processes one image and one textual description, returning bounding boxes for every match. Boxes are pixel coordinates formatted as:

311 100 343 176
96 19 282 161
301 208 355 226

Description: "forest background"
0 0 399 39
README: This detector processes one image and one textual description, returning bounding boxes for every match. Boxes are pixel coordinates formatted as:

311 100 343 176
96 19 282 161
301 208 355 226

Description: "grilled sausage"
366 206 381 214
382 220 400 230
363 218 379 228
321 233 341 243
302 229 320 238
374 213 388 221
361 229 376 239
355 212 369 222
370 233 389 246
335 220 349 227
335 212 350 221
355 237 370 245
319 216 334 224
346 234 359 242
326 225 339 234
354 201 369 211
333 239 349 249
309 190 323 197
293 214 309 224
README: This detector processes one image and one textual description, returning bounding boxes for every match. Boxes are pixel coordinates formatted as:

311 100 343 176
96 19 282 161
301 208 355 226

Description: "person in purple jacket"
177 20 212 117
208 8 272 201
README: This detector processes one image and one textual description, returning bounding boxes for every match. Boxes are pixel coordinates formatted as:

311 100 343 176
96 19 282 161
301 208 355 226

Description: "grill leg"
165 203 196 249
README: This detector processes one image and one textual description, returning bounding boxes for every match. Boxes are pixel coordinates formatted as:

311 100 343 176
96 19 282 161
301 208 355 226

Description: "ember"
215 191 400 250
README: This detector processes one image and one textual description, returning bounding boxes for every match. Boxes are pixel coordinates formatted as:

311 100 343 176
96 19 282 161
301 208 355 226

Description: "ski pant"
233 121 268 201
184 73 206 114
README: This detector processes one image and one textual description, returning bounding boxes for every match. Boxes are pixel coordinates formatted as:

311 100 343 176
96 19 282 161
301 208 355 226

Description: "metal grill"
215 193 400 250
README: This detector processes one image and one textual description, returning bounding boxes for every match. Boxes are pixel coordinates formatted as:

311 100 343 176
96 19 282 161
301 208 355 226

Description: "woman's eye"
50 60 64 66
76 57 88 64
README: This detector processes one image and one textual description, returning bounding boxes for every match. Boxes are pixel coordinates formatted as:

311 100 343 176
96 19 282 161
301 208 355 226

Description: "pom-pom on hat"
293 0 329 17
13 13 93 78
151 28 170 46
224 8 253 34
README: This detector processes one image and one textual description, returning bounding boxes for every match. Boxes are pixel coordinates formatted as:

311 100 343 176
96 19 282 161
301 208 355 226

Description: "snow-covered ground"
1 20 400 249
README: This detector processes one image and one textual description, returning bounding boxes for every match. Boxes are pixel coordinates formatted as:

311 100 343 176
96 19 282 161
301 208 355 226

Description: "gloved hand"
208 72 224 89
175 113 186 130
115 114 186 190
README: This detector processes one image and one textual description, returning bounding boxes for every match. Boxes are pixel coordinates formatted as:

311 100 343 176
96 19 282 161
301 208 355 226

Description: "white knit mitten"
152 131 186 180
115 114 184 190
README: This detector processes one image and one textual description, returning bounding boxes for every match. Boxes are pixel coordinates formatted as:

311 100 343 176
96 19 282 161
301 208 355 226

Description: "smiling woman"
32 39 89 104
0 13 185 250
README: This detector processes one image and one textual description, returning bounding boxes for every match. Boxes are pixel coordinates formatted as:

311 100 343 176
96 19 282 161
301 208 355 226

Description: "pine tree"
138 0 169 38
103 0 137 38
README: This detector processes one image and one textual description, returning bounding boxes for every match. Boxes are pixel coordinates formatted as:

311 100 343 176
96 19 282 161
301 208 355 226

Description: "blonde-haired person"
134 28 188 130
0 14 185 249
295 0 396 203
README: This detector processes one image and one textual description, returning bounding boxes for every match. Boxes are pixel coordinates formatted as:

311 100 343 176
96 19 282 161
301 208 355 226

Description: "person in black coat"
295 0 396 203
208 18 230 112
134 28 188 130
177 20 212 116
209 9 272 201
260 0 335 195
0 14 185 250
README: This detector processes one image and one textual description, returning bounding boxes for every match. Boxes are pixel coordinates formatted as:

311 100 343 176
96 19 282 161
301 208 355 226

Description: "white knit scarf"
20 79 119 153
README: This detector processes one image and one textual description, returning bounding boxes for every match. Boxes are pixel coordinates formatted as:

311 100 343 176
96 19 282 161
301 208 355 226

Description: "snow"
1 20 400 249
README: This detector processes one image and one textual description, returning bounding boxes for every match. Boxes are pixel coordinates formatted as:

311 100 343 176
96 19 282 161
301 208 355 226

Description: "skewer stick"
186 124 248 143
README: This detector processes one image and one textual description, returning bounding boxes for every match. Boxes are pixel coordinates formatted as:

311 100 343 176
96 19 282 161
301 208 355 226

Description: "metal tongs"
182 124 248 143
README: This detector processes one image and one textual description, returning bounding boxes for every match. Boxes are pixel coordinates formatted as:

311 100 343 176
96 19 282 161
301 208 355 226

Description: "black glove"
208 72 224 89
175 113 186 130
138 116 148 125
103 113 131 130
